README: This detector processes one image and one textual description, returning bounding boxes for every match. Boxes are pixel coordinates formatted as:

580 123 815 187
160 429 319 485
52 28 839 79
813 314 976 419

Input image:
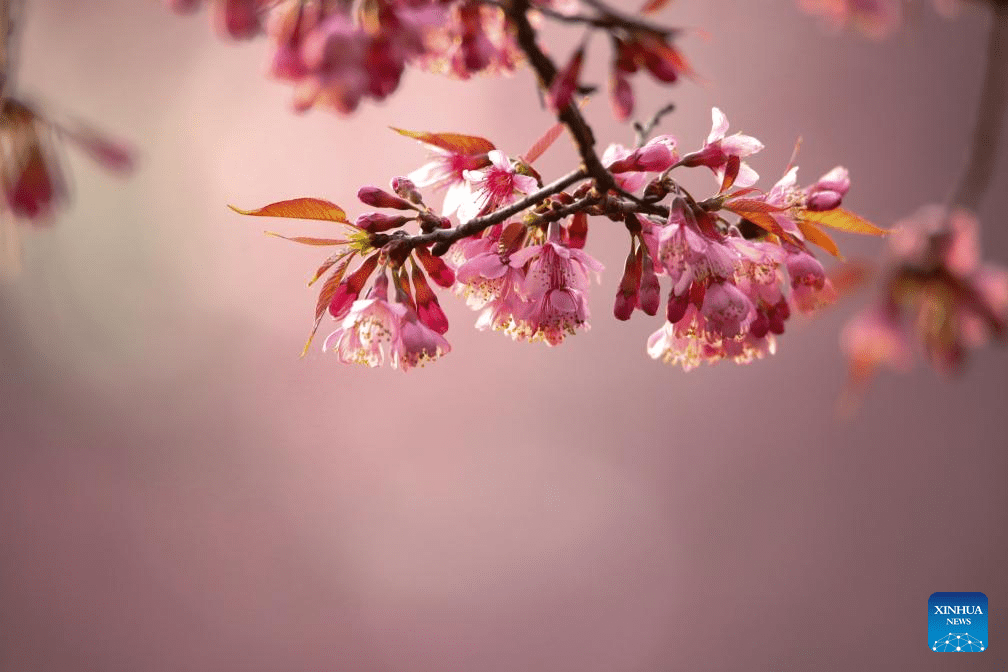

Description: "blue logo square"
929 592 988 652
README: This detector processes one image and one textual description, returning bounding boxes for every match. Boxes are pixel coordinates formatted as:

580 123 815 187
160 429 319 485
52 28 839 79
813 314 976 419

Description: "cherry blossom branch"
951 2 1008 211
408 167 588 255
519 0 674 37
505 0 617 194
634 102 676 146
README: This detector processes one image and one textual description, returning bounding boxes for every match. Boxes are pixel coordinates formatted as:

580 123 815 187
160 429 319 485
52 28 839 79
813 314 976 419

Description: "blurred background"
2 1 1007 670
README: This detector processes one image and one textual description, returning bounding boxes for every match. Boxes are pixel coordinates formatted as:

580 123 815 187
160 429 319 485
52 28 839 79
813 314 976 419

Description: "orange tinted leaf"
230 198 349 224
726 198 786 213
522 120 565 164
640 0 673 13
308 251 350 286
391 127 496 156
302 257 353 356
802 208 887 236
797 220 843 258
265 232 348 246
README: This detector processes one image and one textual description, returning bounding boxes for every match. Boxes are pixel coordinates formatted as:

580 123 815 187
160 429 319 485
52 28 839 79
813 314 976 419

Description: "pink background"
2 1 1006 670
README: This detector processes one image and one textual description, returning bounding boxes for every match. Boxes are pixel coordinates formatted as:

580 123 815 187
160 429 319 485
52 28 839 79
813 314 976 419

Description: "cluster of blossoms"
795 0 962 39
842 206 1007 385
0 97 134 277
236 107 885 371
168 0 690 118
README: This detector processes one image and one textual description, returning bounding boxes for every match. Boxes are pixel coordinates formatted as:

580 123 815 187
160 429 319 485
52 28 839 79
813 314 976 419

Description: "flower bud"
358 186 414 210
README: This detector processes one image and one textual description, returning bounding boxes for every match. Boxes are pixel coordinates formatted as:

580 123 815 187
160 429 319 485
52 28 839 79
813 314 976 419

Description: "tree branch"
506 0 616 193
406 167 588 253
951 3 1008 211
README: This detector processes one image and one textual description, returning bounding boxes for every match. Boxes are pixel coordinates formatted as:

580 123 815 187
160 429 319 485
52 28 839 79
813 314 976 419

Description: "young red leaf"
522 121 565 165
391 127 496 156
230 198 349 224
308 251 351 287
498 221 527 256
302 256 353 356
548 45 585 113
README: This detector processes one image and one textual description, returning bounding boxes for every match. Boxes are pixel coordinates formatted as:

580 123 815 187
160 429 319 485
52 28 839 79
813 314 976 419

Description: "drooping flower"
323 270 451 370
392 307 452 369
503 237 603 345
323 273 406 367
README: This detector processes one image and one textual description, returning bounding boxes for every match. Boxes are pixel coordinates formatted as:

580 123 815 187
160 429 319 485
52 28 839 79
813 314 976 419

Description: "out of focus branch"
0 0 10 100
952 3 1008 211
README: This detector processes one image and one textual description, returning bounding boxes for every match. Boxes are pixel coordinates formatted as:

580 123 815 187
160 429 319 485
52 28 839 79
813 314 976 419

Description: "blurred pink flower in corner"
842 206 1007 386
796 0 961 39
1 98 135 279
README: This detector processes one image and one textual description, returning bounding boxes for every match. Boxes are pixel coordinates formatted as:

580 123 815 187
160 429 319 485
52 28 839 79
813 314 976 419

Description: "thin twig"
634 103 676 146
507 0 615 193
951 3 1008 211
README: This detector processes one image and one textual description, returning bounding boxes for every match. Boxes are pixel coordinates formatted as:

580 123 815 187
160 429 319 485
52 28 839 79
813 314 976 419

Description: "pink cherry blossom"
408 148 490 217
680 107 764 189
602 135 679 193
504 238 603 345
393 309 452 370
457 150 538 222
323 274 406 368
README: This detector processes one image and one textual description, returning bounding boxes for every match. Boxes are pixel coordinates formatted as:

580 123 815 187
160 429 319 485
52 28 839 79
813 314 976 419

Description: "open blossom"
680 108 763 189
457 150 538 222
843 206 1007 380
324 272 451 370
408 148 491 217
796 0 961 39
505 239 603 345
417 0 521 78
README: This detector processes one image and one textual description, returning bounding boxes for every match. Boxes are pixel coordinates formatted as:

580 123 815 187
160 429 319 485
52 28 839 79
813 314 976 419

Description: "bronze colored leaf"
391 128 496 156
229 198 349 224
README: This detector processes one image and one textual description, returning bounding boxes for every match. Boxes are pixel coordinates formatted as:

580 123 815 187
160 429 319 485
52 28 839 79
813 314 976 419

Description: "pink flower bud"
358 186 414 210
807 190 843 211
355 212 412 232
813 166 850 196
666 290 690 323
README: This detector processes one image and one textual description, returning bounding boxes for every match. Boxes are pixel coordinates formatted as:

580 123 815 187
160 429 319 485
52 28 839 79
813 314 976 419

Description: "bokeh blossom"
843 206 1007 385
